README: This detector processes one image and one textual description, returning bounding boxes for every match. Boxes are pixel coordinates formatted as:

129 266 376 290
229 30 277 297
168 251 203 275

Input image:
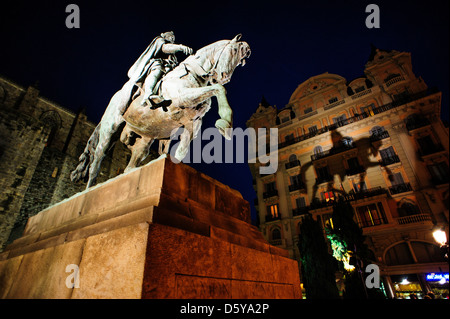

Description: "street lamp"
433 227 448 261
433 228 447 246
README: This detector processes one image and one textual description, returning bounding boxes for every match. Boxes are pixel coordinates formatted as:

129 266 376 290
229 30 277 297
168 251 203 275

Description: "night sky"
1 0 449 221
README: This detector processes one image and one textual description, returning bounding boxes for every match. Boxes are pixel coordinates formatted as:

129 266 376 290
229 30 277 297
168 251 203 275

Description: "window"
389 172 405 186
285 133 294 141
296 197 306 208
333 114 347 126
341 136 354 147
385 243 415 266
370 126 385 136
304 107 313 114
322 191 335 202
356 203 387 227
281 116 290 123
361 104 375 116
347 157 360 169
427 162 449 184
398 200 420 217
265 181 276 192
316 166 332 183
308 125 318 134
328 97 338 104
289 154 297 162
268 204 279 218
410 242 442 263
290 174 302 185
416 135 434 154
313 145 323 155
352 180 367 192
271 227 281 240
380 146 396 160
355 86 366 93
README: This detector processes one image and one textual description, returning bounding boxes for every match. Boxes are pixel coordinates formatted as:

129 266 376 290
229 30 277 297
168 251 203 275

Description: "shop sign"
425 273 449 282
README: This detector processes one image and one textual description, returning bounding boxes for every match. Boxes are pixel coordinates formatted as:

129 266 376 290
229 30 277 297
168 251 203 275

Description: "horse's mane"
194 40 230 61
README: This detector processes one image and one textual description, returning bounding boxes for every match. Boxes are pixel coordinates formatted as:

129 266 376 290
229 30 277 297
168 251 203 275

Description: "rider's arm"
162 44 193 55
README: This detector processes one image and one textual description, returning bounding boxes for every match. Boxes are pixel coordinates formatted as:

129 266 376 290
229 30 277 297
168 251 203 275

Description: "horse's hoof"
215 119 233 140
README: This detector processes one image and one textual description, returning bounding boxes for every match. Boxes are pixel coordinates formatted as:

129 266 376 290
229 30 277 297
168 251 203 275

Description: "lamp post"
433 227 449 263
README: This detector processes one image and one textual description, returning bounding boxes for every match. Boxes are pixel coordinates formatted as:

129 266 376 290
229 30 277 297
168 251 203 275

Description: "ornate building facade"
0 75 132 251
247 47 449 298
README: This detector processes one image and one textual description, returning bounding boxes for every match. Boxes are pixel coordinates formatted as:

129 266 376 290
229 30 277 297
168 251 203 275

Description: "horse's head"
203 34 251 85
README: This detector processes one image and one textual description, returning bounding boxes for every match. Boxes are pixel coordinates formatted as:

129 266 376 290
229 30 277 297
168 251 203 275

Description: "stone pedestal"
0 156 301 299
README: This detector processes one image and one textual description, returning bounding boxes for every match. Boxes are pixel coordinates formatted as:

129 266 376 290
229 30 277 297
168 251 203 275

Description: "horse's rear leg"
86 137 109 189
125 136 154 172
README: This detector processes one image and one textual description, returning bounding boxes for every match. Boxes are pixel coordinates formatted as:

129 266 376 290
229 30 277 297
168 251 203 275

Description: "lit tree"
298 214 340 299
327 197 385 299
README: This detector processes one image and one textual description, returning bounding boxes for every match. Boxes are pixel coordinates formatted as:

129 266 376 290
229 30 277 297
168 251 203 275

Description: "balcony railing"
285 160 301 169
380 155 400 166
385 75 405 87
406 118 431 131
396 213 432 225
293 207 309 216
265 214 281 222
307 187 388 211
277 87 439 150
289 182 305 192
389 182 412 195
263 189 278 199
311 144 355 161
370 130 390 142
315 174 334 184
419 143 445 157
345 165 366 176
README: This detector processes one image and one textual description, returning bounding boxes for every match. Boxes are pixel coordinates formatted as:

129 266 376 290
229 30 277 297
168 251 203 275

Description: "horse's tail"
70 123 101 182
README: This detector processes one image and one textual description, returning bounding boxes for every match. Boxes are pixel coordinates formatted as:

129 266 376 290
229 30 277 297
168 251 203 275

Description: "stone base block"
0 156 301 299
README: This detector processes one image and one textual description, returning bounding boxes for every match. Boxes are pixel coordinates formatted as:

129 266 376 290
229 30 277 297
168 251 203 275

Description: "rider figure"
127 31 193 107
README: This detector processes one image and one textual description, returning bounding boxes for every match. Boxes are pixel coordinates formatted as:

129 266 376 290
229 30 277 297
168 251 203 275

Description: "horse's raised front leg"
173 84 232 140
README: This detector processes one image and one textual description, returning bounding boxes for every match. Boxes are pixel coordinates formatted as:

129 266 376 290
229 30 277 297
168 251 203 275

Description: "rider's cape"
127 36 165 83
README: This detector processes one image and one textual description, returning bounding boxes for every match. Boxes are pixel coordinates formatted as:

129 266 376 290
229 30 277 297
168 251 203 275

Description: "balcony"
380 155 401 166
370 130 390 142
292 207 309 216
277 87 439 150
263 189 278 199
384 75 405 88
265 214 281 222
315 174 334 184
389 182 412 195
345 165 366 176
419 143 445 157
285 159 301 170
396 213 432 225
406 118 431 131
311 144 356 161
289 182 305 192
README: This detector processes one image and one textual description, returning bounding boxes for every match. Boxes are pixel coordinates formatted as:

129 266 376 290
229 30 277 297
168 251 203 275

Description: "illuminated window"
268 204 279 218
323 191 335 202
356 203 387 228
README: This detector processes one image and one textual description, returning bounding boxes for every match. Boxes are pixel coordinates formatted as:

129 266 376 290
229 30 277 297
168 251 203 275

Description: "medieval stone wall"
0 75 132 250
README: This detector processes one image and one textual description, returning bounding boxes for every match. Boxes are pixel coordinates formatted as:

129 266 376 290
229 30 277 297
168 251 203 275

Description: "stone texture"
0 156 302 299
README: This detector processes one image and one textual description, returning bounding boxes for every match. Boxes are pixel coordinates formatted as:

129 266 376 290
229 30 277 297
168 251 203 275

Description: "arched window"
385 241 444 266
397 199 421 217
370 126 385 136
341 136 354 147
271 227 281 241
313 146 323 155
385 242 414 266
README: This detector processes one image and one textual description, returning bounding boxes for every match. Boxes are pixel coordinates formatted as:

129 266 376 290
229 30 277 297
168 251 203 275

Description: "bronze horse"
71 35 251 188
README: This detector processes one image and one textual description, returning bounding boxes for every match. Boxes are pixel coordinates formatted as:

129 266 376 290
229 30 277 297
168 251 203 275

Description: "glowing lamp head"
433 228 447 246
